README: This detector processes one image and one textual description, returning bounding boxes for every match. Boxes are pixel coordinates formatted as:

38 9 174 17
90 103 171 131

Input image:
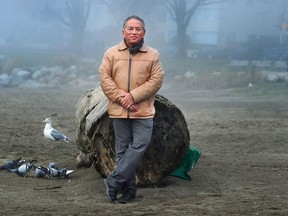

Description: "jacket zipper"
127 53 132 118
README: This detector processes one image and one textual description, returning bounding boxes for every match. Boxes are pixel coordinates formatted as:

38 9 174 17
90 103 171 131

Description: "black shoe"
118 190 136 204
103 179 116 203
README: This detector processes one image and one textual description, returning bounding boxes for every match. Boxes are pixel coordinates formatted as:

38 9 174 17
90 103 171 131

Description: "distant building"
162 0 286 50
186 0 286 49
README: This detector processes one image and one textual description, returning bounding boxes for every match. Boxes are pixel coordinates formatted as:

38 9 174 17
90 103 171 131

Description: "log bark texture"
75 87 190 186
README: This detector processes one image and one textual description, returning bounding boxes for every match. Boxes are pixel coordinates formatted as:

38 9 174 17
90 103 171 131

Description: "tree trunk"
75 87 190 186
176 20 188 58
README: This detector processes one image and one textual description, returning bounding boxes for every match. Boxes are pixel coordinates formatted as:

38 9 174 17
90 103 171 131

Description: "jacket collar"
118 40 148 53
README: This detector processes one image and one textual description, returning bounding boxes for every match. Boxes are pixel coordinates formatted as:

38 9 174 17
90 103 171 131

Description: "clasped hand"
120 92 140 112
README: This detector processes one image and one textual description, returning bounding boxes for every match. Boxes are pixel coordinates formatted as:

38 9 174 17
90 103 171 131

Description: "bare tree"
165 0 225 58
102 0 139 25
44 0 92 55
101 0 162 29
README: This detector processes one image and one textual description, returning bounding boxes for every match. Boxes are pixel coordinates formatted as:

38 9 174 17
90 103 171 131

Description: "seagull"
43 118 70 149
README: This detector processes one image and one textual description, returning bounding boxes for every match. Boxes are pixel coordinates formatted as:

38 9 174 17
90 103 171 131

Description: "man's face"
122 18 145 47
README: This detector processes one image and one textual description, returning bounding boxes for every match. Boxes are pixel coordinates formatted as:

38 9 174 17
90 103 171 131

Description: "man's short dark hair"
123 15 146 33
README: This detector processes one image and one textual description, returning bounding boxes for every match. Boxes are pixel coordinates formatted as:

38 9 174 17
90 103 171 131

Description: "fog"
0 0 287 89
0 3 287 215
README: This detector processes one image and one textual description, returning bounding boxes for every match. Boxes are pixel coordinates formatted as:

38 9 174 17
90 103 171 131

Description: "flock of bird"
0 157 74 178
0 117 73 178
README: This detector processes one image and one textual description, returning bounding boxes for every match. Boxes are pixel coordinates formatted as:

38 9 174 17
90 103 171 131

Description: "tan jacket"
99 40 164 119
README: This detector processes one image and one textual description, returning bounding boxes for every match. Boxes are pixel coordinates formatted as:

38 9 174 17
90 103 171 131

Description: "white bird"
43 118 69 149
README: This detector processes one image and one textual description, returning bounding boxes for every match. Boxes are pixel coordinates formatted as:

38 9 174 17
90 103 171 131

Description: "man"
98 15 164 203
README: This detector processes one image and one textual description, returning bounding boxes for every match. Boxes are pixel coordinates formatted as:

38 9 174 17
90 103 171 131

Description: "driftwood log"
75 87 190 186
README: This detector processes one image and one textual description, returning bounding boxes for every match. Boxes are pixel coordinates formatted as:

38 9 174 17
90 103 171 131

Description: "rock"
11 69 31 85
31 66 51 80
75 87 190 186
0 73 11 87
184 71 195 79
266 74 279 82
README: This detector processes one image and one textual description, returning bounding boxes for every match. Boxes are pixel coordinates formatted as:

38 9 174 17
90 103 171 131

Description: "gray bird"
43 118 70 149
0 157 25 171
47 162 73 178
58 168 74 179
47 167 60 177
48 162 58 170
35 166 48 178
10 160 37 177
34 162 74 179
34 166 58 178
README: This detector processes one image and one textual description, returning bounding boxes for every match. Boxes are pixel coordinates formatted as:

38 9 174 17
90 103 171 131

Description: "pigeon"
35 165 59 178
35 166 49 178
0 157 25 171
47 167 60 177
58 168 74 179
10 160 37 177
48 162 58 170
34 162 74 179
43 118 70 149
47 162 74 178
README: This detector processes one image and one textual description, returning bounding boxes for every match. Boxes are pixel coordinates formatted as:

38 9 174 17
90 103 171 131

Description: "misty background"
0 0 287 89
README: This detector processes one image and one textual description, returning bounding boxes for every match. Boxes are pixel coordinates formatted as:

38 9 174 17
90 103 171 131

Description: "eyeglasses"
124 26 143 34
